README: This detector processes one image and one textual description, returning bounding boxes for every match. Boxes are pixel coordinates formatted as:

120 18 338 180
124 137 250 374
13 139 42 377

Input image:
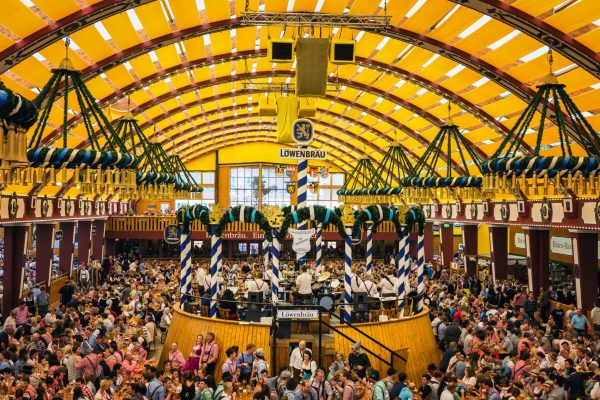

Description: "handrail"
327 307 406 358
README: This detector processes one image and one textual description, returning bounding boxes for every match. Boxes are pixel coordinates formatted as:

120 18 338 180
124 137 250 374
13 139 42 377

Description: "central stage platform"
160 304 438 384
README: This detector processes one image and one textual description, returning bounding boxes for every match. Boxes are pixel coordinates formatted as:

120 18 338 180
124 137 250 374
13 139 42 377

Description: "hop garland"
279 205 347 238
481 156 600 178
0 82 38 129
282 205 296 216
352 205 402 239
176 205 210 235
27 147 139 169
216 206 272 241
404 205 425 235
401 176 482 188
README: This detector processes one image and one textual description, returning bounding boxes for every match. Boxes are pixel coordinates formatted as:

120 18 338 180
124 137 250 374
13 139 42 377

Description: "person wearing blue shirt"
571 308 589 335
236 344 255 383
147 370 167 400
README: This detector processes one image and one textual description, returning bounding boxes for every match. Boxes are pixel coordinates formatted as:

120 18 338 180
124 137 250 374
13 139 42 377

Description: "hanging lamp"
481 49 600 197
402 103 484 202
113 113 177 200
168 154 203 199
0 81 38 185
337 157 384 203
26 38 138 198
363 134 413 203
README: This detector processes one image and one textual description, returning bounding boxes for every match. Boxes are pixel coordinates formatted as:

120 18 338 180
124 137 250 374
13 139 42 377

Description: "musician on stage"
379 267 399 308
290 265 313 304
350 267 363 292
358 272 379 310
245 271 269 298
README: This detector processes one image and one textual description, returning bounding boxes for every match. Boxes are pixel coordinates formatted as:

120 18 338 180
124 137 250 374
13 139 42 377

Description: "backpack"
372 381 389 400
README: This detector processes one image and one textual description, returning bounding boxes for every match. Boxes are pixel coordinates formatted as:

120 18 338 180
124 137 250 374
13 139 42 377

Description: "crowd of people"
0 251 598 400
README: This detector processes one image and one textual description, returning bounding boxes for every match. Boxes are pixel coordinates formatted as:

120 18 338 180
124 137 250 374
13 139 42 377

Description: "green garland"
282 205 296 216
404 205 425 235
352 205 402 238
279 205 347 238
176 205 210 235
216 206 272 241
0 82 38 129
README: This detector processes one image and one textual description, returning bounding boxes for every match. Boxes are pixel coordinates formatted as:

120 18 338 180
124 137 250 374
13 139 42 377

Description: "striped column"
296 159 308 266
315 223 323 269
271 228 281 304
209 226 222 318
262 236 270 272
365 222 373 273
416 234 425 313
397 231 407 310
343 227 353 323
179 233 192 304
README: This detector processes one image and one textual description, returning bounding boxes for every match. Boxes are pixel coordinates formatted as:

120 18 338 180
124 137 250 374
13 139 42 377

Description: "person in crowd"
347 341 370 379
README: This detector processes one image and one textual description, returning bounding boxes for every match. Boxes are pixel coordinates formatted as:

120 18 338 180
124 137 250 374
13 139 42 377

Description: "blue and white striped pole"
343 227 353 323
315 223 323 270
271 228 281 304
296 159 308 267
179 232 192 305
365 222 373 273
416 233 425 313
397 230 407 310
209 226 222 318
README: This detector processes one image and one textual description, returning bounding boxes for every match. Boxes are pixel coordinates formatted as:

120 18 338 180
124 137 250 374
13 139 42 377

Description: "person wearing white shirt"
350 269 363 293
358 274 379 298
289 340 309 378
291 266 313 304
246 272 269 298
379 269 398 305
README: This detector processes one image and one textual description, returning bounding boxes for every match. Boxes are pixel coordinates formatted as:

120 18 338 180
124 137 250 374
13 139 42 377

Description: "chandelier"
26 39 138 198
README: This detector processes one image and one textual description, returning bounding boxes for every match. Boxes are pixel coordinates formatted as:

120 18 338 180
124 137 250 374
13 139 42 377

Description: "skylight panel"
430 5 460 31
63 38 80 50
405 0 426 18
32 53 46 62
499 91 511 98
472 77 489 87
457 15 491 39
95 22 112 40
20 0 34 7
203 35 211 46
196 0 205 11
482 140 494 145
416 88 427 96
591 83 600 90
393 79 406 89
149 51 159 63
488 30 520 50
422 54 439 68
160 0 175 23
554 63 576 75
519 46 549 63
375 37 390 51
445 65 465 77
127 9 144 31
124 62 134 71
287 0 295 12
355 31 365 41
315 0 325 12
356 66 365 73
393 105 401 111
375 97 383 104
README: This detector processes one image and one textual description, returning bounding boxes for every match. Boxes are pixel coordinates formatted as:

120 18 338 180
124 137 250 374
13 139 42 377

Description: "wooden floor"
161 306 438 384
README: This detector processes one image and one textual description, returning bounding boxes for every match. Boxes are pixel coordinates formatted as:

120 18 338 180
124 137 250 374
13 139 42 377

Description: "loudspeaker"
268 39 294 62
330 40 355 64
296 38 329 97
298 98 316 117
353 292 368 312
259 96 277 116
245 310 263 323
248 291 263 312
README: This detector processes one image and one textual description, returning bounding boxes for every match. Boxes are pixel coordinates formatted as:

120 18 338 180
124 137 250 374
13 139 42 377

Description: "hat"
256 348 265 357
350 341 362 352
544 380 553 386
280 370 293 379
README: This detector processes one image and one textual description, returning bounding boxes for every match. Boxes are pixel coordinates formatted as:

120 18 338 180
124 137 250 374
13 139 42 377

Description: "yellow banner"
276 96 299 143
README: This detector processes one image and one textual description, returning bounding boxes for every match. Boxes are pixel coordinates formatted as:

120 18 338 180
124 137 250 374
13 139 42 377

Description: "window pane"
202 188 215 199
332 173 344 186
319 188 331 200
203 172 215 184
320 174 331 185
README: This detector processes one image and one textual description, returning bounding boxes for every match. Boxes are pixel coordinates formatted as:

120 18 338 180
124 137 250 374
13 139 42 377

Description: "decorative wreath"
481 156 600 178
404 205 425 235
401 176 482 188
281 205 296 216
352 205 402 238
137 172 177 185
177 204 211 235
337 187 403 196
216 206 272 240
0 82 38 129
27 147 139 169
279 205 347 238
